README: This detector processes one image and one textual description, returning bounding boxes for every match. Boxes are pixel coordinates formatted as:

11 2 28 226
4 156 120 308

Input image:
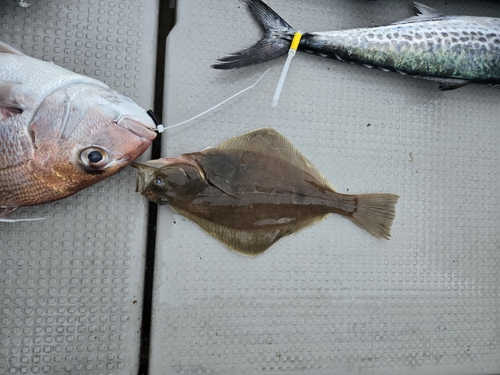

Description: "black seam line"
137 1 175 374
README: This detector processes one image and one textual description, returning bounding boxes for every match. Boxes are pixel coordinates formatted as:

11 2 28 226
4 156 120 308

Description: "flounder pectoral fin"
186 152 243 199
215 128 337 191
172 206 327 256
0 81 22 120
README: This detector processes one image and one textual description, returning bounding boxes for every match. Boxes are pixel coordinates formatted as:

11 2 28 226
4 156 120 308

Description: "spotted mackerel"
212 0 500 90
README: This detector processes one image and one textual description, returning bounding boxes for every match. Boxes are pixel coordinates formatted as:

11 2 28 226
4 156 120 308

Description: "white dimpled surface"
0 1 158 374
154 1 500 374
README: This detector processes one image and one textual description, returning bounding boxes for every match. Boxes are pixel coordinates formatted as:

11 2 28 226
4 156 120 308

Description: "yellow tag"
290 32 303 51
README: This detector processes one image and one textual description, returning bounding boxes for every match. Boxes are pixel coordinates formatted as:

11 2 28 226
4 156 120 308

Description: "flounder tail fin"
212 0 296 69
350 193 399 239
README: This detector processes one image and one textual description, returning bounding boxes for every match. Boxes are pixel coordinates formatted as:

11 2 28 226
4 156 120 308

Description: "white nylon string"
156 68 270 133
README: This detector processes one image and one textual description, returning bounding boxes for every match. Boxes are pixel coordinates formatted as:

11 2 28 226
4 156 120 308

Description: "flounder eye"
152 178 167 190
156 196 169 205
80 147 109 170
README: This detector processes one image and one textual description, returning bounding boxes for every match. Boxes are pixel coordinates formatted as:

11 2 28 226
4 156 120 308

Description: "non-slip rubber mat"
153 1 500 374
0 1 158 374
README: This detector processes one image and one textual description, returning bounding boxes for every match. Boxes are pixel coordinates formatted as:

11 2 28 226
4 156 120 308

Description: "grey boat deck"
1 0 500 374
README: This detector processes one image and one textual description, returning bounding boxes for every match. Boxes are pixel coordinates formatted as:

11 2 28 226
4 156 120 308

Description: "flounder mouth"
117 116 157 141
131 164 151 193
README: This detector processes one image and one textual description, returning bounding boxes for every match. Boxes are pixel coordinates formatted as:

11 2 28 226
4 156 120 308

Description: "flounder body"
133 128 399 255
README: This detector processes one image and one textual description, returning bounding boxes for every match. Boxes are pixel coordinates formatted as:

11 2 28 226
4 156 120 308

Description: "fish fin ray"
172 206 327 256
243 0 294 32
216 128 336 191
413 2 444 18
0 207 19 218
349 193 399 239
0 207 42 222
392 2 445 24
415 76 470 90
0 41 24 56
212 0 295 69
212 39 291 70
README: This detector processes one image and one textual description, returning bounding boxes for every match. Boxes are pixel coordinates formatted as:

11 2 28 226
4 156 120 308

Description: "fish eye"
156 196 169 205
88 151 103 163
80 147 109 170
152 178 167 190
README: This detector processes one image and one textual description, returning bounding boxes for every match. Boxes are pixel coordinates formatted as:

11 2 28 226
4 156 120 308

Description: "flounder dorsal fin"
392 2 445 25
0 41 24 56
171 205 325 256
216 128 336 191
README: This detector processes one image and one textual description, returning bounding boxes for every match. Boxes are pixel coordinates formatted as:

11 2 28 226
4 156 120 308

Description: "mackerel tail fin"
349 193 400 239
212 0 296 70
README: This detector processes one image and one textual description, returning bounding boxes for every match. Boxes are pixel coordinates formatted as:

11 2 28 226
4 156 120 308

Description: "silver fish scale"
0 118 32 169
309 17 500 80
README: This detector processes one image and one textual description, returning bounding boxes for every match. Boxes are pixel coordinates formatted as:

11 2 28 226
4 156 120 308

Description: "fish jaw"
132 162 159 194
117 116 157 141
111 93 157 140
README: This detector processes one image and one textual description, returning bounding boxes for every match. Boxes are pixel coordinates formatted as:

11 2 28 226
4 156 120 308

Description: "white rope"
156 68 270 133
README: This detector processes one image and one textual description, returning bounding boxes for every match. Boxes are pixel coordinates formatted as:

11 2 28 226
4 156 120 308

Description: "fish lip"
117 116 157 141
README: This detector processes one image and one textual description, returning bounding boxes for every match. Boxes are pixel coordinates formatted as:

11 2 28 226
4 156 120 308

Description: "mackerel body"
213 1 500 89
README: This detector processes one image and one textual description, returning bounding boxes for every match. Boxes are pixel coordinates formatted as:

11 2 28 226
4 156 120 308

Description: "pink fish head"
24 83 157 205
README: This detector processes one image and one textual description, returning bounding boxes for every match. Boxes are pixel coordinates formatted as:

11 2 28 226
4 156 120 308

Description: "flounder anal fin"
216 128 336 191
172 206 328 256
0 81 23 120
0 41 24 56
392 2 445 25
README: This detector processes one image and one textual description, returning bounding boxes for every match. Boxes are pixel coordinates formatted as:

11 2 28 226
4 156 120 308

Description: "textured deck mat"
152 0 500 374
0 1 158 374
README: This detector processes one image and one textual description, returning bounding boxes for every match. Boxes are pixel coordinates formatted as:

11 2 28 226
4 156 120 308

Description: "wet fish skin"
0 41 157 218
212 0 500 90
133 128 399 256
